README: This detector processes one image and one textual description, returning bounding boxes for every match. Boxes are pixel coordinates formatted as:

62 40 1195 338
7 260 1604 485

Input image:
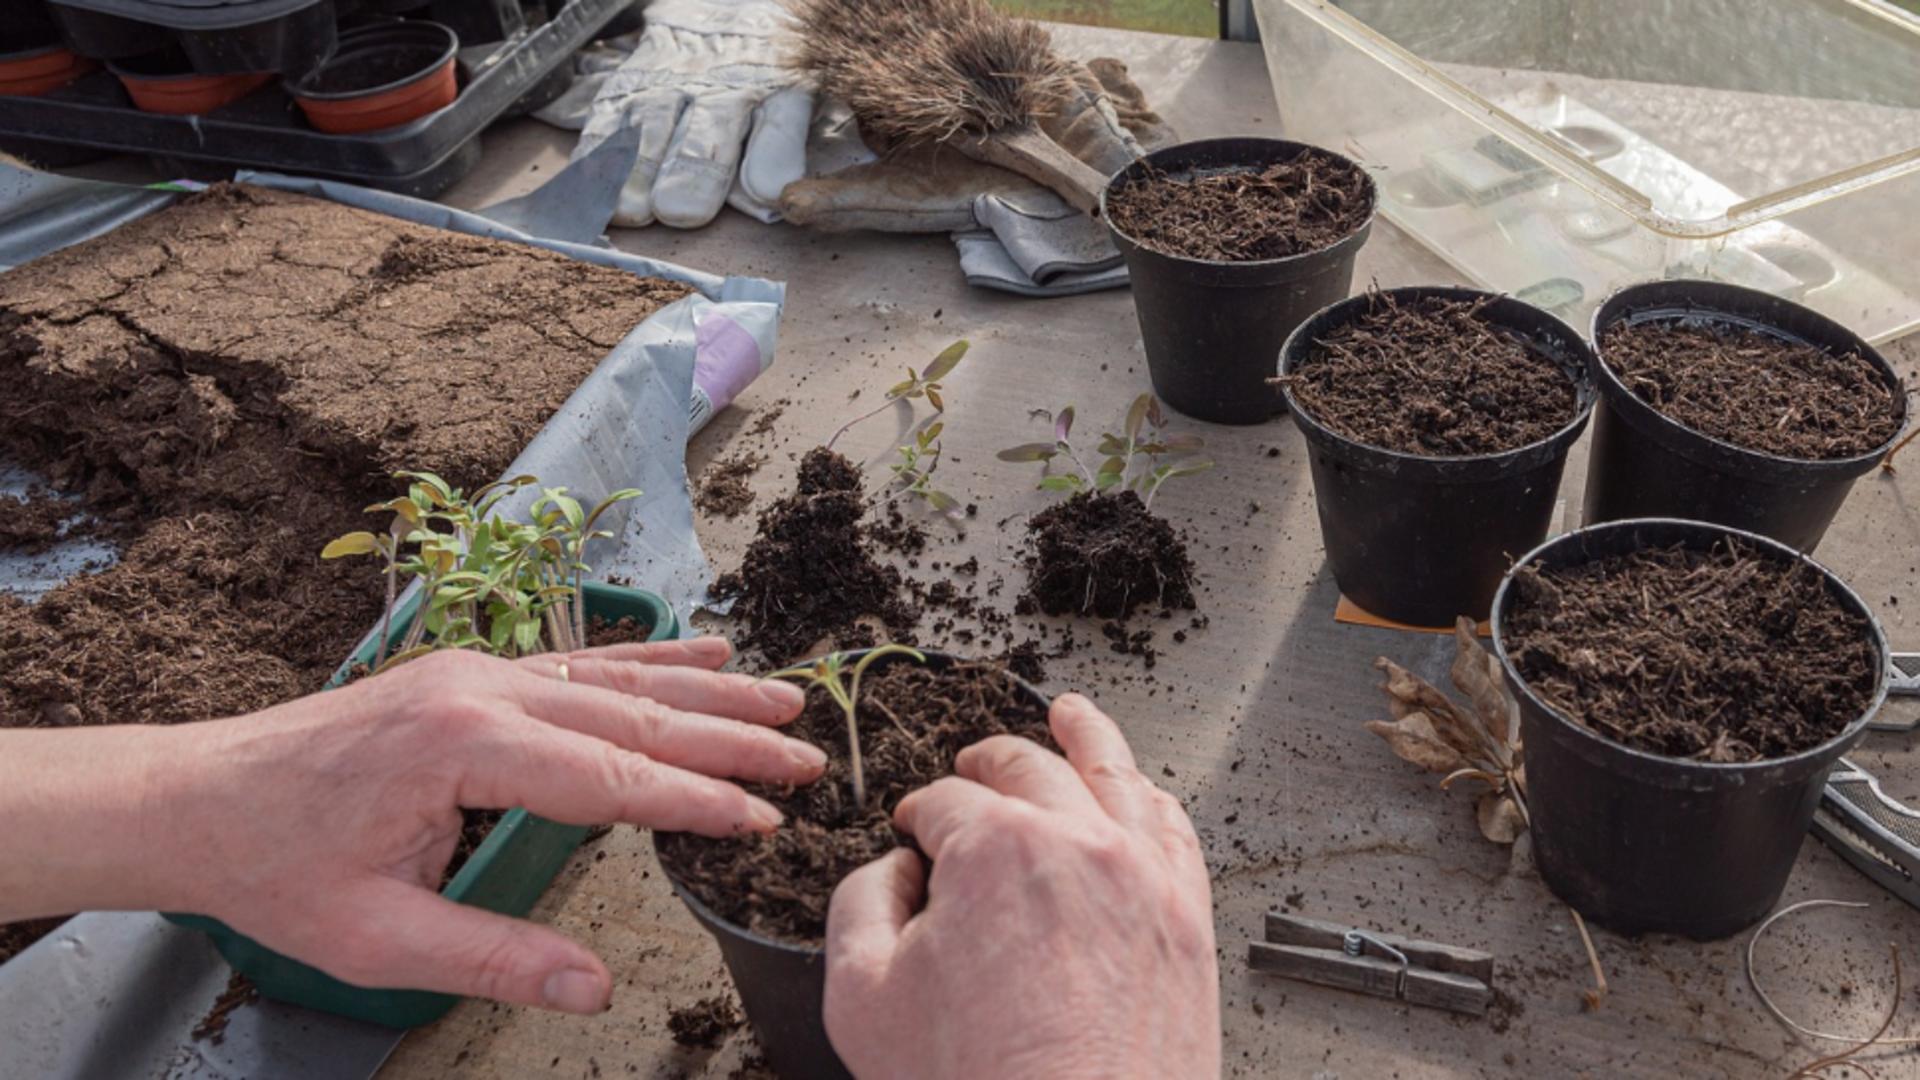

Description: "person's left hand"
13 637 821 1014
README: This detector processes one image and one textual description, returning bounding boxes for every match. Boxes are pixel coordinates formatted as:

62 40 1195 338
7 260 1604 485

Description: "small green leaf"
1095 471 1123 491
322 532 379 559
922 340 968 382
1160 434 1206 453
1038 475 1083 492
1164 459 1215 478
1125 393 1151 441
925 386 944 412
924 489 960 513
921 421 944 446
1096 434 1128 456
1098 455 1127 477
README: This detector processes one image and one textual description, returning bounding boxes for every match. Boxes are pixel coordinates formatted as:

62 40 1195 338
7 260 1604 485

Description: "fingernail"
748 796 784 831
757 679 806 711
542 968 609 1015
786 739 828 773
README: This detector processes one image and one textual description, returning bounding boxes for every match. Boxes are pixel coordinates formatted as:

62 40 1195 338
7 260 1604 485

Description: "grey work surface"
50 24 1920 1080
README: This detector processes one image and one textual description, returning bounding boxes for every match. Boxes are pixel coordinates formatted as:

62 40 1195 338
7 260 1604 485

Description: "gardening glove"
779 58 1175 297
562 0 812 228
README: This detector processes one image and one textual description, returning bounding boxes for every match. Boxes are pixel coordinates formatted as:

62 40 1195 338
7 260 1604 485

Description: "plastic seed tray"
0 0 631 197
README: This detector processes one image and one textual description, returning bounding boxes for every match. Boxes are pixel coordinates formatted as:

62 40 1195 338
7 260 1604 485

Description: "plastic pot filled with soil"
655 649 1053 1080
1101 137 1375 425
1583 280 1908 552
108 47 271 115
167 581 680 1027
1277 287 1597 627
287 20 459 134
1493 518 1889 940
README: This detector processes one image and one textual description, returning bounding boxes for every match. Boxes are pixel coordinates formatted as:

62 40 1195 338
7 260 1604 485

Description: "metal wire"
1746 899 1920 1046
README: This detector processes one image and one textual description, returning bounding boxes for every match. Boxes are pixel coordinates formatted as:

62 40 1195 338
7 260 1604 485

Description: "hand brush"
792 0 1120 213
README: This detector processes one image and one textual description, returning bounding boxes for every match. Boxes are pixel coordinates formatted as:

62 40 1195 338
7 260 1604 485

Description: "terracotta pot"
109 52 272 115
0 44 95 97
288 21 459 135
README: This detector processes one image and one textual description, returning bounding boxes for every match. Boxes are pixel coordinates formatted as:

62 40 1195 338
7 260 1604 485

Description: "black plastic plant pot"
164 581 679 1028
1277 286 1598 627
654 649 1052 1080
0 2 62 51
1582 280 1908 553
1491 518 1890 941
1102 137 1375 426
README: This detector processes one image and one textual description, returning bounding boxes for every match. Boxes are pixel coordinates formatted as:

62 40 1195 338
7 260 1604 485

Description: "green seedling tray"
164 580 677 1029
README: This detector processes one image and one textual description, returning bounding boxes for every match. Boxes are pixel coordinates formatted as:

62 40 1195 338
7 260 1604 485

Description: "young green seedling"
825 340 968 452
765 644 927 809
885 421 964 517
997 393 1213 511
323 471 640 670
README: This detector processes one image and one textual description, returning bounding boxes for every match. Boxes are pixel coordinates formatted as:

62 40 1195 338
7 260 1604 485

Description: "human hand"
152 638 820 1013
822 693 1220 1079
572 0 813 228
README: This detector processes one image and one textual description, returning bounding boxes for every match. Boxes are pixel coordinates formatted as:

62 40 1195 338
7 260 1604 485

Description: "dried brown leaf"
1476 792 1526 845
1376 657 1485 761
1440 767 1503 793
1449 617 1519 761
1365 714 1467 775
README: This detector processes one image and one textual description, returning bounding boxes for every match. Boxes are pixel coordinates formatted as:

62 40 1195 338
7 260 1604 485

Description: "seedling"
885 421 963 517
766 645 927 809
997 393 1212 510
322 471 640 670
825 340 968 452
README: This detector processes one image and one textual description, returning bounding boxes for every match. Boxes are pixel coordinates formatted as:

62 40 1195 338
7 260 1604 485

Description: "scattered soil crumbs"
668 994 743 1049
191 972 258 1044
1105 149 1372 262
0 182 688 958
1017 491 1196 620
0 491 90 553
1288 293 1580 456
710 447 917 665
1602 320 1903 460
658 659 1051 943
695 450 766 519
1504 540 1879 762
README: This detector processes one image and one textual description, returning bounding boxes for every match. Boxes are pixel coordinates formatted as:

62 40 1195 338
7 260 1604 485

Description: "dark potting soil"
1288 293 1580 456
0 490 90 553
1017 491 1196 620
1104 149 1371 262
656 660 1052 944
710 447 918 665
0 917 66 967
694 449 765 519
0 183 689 960
584 613 655 648
1601 320 1903 460
1504 540 1879 763
668 994 743 1048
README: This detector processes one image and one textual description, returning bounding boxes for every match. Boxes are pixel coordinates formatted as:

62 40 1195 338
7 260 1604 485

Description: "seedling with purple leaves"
825 340 968 452
885 421 963 517
997 393 1213 511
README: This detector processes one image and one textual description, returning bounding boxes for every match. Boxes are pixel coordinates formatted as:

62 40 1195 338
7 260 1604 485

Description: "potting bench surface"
75 23 1920 1080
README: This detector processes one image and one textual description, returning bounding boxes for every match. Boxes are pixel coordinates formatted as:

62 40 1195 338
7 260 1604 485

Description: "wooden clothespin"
1248 911 1495 1017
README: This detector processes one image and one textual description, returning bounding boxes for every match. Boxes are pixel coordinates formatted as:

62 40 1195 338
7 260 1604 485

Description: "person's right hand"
822 693 1221 1079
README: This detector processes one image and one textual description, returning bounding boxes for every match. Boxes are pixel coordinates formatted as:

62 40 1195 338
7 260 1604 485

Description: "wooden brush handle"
961 127 1112 214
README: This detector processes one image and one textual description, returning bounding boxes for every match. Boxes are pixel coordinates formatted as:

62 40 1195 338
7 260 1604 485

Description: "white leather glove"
569 0 812 229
